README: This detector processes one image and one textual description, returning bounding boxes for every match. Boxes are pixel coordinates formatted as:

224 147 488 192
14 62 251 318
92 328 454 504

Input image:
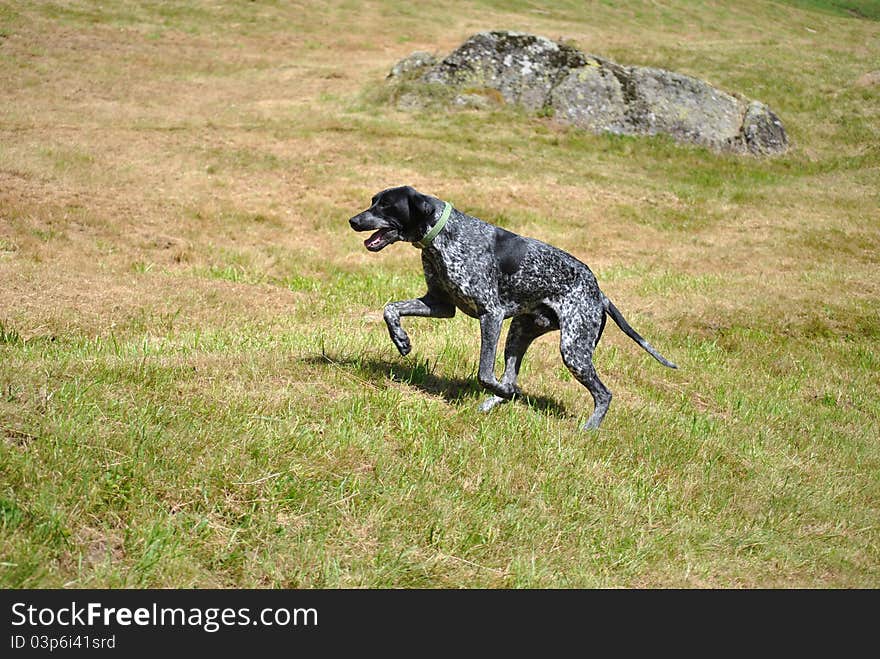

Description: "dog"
348 185 677 430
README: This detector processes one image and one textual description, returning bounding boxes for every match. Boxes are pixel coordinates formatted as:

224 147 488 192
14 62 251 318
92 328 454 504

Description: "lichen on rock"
387 30 789 155
387 51 437 79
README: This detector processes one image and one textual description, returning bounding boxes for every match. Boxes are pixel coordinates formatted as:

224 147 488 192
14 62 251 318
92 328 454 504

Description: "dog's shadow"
305 352 569 418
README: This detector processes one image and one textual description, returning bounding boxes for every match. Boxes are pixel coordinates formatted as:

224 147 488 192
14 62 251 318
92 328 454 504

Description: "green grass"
1 0 879 587
780 0 880 20
3 312 877 586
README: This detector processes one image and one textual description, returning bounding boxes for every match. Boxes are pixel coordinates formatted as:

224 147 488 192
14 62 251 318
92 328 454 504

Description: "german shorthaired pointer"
348 185 677 430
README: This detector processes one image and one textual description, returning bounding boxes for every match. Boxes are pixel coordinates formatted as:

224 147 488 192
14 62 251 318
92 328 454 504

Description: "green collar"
414 201 452 249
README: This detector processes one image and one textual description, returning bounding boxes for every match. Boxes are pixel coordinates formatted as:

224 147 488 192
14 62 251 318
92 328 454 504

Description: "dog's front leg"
477 312 516 399
384 294 455 356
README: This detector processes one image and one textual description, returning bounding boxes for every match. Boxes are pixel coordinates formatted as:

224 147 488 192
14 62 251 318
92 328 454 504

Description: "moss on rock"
387 30 789 155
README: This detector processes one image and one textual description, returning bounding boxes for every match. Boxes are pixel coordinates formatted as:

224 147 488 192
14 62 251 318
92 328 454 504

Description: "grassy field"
1 0 878 588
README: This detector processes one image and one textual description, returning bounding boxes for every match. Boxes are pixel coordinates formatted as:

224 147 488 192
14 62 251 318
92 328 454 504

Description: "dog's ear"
417 195 434 219
407 189 435 222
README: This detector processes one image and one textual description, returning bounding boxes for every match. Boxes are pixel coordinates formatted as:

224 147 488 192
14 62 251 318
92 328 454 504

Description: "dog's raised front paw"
392 332 411 356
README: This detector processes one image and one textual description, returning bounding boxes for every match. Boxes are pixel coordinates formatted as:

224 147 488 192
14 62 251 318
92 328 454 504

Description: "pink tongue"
365 229 386 248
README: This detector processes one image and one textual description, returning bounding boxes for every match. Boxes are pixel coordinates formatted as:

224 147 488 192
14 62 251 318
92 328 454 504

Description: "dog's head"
348 186 437 252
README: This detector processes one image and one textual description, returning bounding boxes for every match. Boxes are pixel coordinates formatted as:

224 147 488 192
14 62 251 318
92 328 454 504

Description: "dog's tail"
603 296 678 369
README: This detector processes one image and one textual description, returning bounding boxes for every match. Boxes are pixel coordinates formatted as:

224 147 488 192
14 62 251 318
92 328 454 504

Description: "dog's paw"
495 383 520 400
491 382 519 400
478 395 506 412
581 418 603 432
392 333 411 356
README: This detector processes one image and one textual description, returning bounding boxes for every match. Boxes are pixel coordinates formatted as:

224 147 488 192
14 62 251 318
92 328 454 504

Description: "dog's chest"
421 249 494 317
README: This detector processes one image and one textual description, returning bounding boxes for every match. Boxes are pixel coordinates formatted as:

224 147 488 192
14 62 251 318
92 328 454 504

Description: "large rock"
423 32 588 112
389 31 788 155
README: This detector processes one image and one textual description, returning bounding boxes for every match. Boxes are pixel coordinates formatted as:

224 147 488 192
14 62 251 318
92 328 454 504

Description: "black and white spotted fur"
348 185 677 430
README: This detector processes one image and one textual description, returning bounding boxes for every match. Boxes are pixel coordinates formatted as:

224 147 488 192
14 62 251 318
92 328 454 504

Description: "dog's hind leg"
479 313 554 412
559 312 612 431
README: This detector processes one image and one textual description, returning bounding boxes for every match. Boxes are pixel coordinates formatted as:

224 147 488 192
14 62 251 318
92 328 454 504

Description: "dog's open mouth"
364 228 395 252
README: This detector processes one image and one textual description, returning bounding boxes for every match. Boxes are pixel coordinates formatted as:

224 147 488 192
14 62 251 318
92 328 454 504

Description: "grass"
0 0 878 587
780 0 880 20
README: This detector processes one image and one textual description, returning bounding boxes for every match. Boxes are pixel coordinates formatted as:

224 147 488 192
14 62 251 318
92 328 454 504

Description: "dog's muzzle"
349 211 397 252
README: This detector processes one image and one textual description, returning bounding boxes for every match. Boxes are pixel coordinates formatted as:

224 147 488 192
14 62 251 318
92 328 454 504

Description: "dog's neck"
413 201 452 249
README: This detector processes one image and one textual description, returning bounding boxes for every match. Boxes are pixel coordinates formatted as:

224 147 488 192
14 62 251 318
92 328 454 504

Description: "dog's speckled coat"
349 186 677 430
